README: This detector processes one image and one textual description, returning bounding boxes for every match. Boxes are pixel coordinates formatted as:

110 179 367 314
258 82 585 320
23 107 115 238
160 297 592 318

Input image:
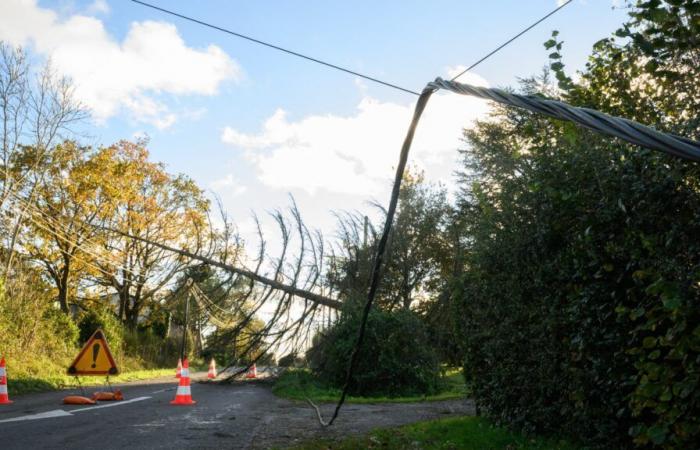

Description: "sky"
1 0 630 248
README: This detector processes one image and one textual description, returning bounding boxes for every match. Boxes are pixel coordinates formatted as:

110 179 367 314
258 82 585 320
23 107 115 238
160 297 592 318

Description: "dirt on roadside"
244 384 474 449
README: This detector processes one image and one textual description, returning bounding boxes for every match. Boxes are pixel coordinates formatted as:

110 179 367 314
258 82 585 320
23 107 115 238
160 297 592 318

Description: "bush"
278 352 304 368
44 307 79 352
77 307 124 355
0 271 78 360
123 327 180 369
307 307 441 397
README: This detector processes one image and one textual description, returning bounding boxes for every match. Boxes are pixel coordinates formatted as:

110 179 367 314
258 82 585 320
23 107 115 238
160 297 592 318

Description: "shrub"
123 327 180 368
278 352 304 368
44 307 79 352
77 307 124 355
307 307 441 397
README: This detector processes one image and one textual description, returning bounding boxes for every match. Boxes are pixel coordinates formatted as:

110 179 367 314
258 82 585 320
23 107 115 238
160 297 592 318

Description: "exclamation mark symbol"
91 343 100 368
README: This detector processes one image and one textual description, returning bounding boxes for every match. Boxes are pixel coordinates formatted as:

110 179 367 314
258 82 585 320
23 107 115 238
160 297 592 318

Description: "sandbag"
92 390 123 401
63 395 96 405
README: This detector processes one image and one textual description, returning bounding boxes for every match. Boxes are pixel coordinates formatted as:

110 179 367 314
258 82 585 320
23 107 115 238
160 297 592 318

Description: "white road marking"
133 422 166 427
149 387 172 394
71 396 151 412
0 396 152 423
0 409 72 423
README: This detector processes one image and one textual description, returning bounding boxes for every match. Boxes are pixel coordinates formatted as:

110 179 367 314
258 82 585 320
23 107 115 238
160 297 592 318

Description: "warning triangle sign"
68 329 119 376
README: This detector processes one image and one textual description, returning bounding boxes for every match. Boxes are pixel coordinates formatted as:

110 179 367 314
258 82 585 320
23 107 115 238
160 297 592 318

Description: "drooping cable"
429 78 700 161
312 76 700 425
312 85 437 426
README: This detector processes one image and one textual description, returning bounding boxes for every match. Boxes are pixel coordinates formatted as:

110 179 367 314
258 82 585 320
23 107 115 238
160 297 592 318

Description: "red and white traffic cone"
170 358 195 405
0 357 13 405
207 358 217 379
175 357 182 379
245 363 257 379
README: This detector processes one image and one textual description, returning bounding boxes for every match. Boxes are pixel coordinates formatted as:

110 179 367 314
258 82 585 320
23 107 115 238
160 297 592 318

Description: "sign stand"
73 375 86 397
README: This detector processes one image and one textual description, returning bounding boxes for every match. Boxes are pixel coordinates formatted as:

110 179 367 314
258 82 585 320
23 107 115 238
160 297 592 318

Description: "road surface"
0 372 474 449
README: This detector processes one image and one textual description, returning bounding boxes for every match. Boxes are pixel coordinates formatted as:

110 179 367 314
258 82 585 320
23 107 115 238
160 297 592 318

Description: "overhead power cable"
8 192 143 277
130 0 573 96
429 78 700 161
130 0 419 95
450 0 573 81
9 202 125 281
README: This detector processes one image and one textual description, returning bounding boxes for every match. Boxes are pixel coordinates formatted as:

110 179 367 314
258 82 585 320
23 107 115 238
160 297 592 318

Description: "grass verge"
291 416 578 450
272 368 467 404
10 367 175 396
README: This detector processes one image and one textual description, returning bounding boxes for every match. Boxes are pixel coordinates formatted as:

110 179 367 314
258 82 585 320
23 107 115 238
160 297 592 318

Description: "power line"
9 191 151 278
430 77 700 161
10 202 125 280
130 0 573 96
450 0 574 81
130 0 419 95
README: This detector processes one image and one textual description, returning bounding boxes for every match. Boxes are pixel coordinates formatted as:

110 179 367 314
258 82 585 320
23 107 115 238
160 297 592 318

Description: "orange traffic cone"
207 358 217 379
245 363 257 379
175 357 182 378
170 357 195 405
0 357 13 404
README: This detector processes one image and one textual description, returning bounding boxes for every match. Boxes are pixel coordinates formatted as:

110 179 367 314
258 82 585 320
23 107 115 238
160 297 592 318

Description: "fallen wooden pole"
104 227 343 310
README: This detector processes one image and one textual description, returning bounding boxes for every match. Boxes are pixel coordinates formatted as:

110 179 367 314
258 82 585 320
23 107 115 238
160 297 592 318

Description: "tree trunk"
57 260 70 313
125 304 139 329
118 288 127 322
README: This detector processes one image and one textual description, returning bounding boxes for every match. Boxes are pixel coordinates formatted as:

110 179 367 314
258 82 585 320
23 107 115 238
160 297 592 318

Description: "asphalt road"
0 371 474 450
0 372 259 449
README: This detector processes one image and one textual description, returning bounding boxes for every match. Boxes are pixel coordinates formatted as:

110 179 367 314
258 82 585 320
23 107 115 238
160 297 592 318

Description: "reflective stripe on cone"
0 357 13 404
170 357 195 405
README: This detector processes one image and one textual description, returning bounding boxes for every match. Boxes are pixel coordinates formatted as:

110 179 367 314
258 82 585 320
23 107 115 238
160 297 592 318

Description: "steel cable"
429 77 700 161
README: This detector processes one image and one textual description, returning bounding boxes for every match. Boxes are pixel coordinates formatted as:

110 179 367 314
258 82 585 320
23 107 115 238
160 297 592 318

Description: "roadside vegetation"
11 368 175 396
1 1 698 448
0 43 265 394
291 416 578 450
272 368 466 404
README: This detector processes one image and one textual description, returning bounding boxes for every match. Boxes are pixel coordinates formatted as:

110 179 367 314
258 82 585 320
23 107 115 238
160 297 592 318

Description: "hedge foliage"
307 307 441 397
452 2 700 447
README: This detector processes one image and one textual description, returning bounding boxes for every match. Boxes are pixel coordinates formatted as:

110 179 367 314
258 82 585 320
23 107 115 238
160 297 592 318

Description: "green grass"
272 368 468 404
291 416 579 450
10 367 175 396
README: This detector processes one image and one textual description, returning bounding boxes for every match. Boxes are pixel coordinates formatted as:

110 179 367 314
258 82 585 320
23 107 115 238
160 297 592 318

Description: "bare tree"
0 43 29 209
0 42 86 274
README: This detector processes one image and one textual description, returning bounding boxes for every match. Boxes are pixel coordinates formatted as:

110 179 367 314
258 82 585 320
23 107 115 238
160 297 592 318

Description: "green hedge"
307 307 442 397
451 2 700 446
456 120 700 448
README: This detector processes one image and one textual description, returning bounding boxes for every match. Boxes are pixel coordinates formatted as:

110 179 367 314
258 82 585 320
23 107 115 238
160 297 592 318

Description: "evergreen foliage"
446 2 700 447
307 307 442 397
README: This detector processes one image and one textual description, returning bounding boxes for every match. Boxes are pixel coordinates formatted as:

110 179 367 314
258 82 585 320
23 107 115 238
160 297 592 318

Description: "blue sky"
2 0 629 242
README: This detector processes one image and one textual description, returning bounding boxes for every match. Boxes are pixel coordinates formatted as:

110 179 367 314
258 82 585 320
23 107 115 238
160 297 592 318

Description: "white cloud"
210 174 248 197
86 0 110 15
0 0 240 128
221 71 492 196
